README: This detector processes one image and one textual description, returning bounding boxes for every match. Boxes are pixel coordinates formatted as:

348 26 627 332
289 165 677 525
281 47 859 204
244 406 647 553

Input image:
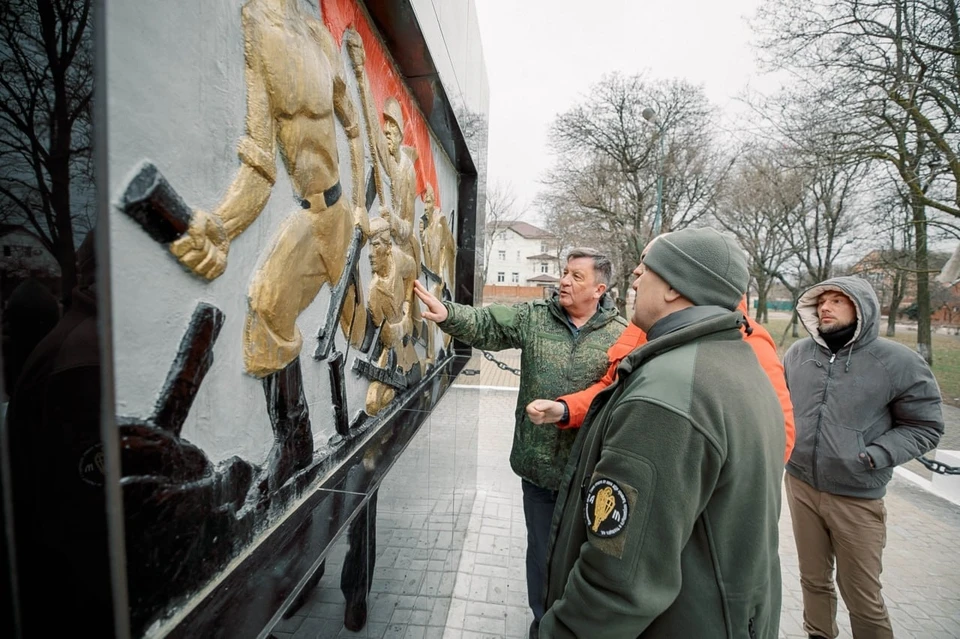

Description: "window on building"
497 272 505 283
498 250 506 260
540 262 549 273
541 242 548 253
516 250 520 260
511 272 519 283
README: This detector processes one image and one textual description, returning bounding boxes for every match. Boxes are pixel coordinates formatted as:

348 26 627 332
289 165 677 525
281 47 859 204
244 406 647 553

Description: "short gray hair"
566 247 613 287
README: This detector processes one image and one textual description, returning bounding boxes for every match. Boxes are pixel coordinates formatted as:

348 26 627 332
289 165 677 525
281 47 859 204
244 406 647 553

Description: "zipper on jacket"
580 474 591 502
565 319 602 382
748 617 757 639
812 351 837 489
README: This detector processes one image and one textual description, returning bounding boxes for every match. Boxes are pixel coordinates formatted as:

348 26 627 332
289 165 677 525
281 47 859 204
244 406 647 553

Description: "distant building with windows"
0 224 61 302
485 221 560 287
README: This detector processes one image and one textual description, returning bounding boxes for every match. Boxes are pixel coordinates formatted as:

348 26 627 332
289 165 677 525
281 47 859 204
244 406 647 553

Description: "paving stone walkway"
270 349 960 638
445 381 960 638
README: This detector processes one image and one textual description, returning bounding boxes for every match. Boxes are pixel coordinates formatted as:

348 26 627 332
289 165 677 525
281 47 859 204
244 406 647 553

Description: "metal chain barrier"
479 349 521 376
917 455 960 475
469 356 960 476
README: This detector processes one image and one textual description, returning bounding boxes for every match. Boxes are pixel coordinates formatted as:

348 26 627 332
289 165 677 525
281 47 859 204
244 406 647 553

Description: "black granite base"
142 353 470 638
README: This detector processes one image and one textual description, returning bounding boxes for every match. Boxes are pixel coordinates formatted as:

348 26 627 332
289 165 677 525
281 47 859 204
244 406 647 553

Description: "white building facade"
485 221 561 286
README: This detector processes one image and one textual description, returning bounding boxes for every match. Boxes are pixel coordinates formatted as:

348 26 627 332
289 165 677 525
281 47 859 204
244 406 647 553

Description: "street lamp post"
642 107 664 236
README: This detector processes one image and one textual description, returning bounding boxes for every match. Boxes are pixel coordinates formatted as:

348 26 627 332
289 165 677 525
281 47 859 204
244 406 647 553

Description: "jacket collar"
646 305 730 341
547 290 620 332
617 307 744 379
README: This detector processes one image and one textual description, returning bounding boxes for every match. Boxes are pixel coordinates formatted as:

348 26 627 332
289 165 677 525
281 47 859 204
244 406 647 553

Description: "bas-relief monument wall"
104 0 485 634
108 0 460 463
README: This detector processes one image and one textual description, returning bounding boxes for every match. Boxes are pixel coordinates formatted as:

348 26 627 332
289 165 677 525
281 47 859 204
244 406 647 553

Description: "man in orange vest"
527 234 795 463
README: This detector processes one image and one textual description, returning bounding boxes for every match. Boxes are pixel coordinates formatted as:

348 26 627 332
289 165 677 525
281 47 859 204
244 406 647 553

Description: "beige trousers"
785 473 893 639
243 197 364 377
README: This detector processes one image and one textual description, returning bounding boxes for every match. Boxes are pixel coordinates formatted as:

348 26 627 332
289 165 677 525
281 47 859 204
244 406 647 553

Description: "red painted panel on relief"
321 0 442 207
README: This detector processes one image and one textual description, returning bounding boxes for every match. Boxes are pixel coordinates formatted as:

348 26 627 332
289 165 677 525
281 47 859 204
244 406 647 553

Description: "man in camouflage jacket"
414 249 626 635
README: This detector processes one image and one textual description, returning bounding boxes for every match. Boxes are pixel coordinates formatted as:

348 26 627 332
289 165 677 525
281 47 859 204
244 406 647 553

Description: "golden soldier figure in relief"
344 30 423 339
419 184 456 359
364 217 419 415
168 0 370 488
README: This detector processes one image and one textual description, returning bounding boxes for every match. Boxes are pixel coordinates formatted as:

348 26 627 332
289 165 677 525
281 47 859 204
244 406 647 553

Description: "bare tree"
715 148 798 322
540 73 733 298
852 176 922 336
786 152 865 284
756 0 958 215
870 89 945 360
481 181 526 285
754 0 960 362
537 197 599 265
730 116 866 340
0 0 94 303
778 155 866 337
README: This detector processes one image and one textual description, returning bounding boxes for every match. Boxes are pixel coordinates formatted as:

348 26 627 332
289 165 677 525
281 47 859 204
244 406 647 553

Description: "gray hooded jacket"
783 276 943 499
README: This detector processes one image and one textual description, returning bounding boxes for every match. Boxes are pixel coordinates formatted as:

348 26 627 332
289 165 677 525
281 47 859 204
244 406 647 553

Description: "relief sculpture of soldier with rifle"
118 0 372 491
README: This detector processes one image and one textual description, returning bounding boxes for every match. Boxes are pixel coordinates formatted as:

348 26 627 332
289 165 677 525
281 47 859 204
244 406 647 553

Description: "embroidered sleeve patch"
584 477 630 537
78 443 106 486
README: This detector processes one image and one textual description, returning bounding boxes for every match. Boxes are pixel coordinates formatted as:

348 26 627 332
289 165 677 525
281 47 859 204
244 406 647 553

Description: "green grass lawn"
761 318 960 408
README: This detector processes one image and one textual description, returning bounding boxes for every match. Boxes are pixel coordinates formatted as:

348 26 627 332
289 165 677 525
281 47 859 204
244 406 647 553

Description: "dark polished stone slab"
162 355 469 638
265 383 480 638
0 0 488 636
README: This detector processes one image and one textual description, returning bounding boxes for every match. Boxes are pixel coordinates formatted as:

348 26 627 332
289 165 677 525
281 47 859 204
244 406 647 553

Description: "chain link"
479 349 521 376
917 455 960 475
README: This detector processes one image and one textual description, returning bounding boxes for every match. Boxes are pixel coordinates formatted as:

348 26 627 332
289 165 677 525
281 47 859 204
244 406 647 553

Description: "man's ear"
664 287 682 303
595 283 607 299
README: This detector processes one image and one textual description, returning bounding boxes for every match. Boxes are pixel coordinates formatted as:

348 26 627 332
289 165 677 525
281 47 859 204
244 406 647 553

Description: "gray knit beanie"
642 228 749 311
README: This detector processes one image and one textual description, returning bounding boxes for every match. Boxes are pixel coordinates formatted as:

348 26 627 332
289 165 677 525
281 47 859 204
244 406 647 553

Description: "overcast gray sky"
474 0 782 222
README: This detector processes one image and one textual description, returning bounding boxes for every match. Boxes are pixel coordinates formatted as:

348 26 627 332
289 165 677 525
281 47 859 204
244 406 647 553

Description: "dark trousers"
521 479 557 622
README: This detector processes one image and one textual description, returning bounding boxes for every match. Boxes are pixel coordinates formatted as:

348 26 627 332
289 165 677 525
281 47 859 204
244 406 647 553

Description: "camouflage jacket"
439 293 626 490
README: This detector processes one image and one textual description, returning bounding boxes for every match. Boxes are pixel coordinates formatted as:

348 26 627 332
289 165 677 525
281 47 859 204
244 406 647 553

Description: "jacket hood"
796 276 879 350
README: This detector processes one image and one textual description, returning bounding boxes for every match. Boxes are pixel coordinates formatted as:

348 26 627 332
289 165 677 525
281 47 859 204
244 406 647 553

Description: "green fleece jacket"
438 293 626 490
541 307 785 638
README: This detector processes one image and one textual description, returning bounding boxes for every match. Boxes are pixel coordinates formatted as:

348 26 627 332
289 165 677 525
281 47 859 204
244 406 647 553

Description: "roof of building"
527 274 560 283
490 220 554 240
526 253 557 260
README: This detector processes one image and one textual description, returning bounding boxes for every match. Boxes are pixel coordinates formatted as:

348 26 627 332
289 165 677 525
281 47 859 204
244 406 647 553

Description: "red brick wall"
482 284 550 303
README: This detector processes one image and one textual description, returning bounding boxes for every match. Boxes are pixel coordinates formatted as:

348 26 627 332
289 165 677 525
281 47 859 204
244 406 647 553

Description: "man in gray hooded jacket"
783 276 943 639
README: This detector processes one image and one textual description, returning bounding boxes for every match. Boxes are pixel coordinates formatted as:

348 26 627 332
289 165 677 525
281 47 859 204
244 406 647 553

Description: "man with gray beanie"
539 228 785 638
